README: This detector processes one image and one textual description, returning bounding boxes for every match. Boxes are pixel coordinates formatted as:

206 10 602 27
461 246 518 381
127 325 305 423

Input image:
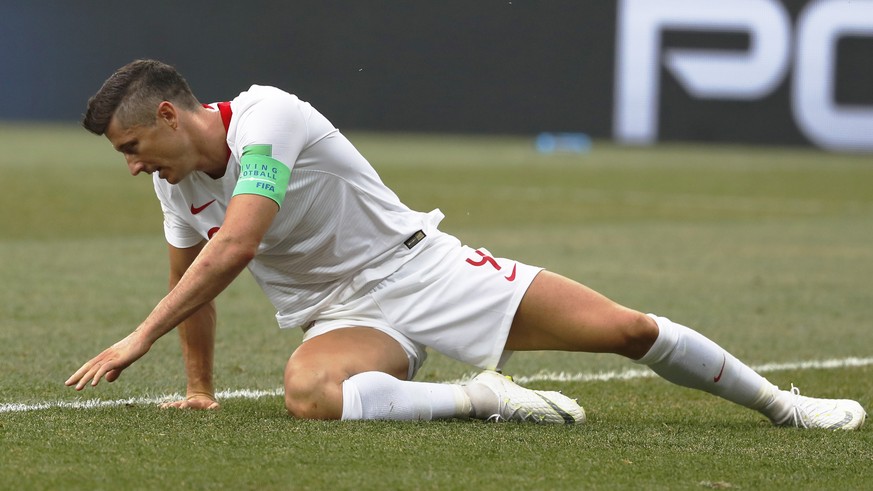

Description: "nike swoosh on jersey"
190 199 217 215
504 264 518 282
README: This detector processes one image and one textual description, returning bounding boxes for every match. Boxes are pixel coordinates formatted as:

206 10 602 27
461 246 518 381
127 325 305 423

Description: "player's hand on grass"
65 330 151 390
160 393 220 410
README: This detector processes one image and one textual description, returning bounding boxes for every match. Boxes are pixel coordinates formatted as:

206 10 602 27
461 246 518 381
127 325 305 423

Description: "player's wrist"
186 390 216 401
186 381 215 400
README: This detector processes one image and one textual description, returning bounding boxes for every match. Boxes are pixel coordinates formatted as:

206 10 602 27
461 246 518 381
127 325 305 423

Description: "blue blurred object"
535 132 592 153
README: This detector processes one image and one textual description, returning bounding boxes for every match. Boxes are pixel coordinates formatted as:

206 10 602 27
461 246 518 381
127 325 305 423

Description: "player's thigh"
505 271 657 357
286 326 410 382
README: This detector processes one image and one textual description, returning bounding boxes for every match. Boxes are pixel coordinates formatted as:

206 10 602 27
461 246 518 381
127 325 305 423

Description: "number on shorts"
466 249 500 269
466 249 518 282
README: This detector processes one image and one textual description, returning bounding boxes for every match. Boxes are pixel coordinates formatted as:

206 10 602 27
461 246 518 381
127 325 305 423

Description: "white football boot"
468 370 586 424
775 385 866 430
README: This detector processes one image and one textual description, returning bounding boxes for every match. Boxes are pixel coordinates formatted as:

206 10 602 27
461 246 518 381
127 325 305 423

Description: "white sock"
340 371 472 421
637 314 792 423
463 382 502 420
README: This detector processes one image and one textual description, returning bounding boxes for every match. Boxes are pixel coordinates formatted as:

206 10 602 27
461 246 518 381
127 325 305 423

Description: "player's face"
105 108 196 185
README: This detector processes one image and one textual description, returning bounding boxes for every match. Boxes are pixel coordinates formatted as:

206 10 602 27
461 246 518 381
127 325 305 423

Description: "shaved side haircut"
82 59 200 135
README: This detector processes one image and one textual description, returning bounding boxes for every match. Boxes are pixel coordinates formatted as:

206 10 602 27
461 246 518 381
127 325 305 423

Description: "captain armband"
233 144 292 207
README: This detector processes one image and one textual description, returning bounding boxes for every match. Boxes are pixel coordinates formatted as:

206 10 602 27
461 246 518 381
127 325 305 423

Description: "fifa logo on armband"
256 182 276 192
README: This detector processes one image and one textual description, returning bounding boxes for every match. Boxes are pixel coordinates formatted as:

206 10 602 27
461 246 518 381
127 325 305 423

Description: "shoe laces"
787 384 809 429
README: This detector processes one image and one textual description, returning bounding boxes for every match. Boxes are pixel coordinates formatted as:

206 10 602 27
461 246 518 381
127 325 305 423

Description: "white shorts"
302 231 542 379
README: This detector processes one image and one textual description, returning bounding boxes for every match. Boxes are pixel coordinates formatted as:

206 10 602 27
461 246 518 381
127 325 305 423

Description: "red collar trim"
203 102 233 163
217 102 233 163
216 101 232 131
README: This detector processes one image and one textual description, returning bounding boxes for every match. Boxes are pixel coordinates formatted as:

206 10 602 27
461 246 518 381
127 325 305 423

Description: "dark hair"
82 59 200 135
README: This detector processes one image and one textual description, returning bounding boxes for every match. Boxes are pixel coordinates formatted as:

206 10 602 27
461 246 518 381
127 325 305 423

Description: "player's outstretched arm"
66 194 279 392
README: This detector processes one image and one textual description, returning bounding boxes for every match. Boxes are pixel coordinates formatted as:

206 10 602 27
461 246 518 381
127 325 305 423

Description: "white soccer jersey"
154 85 437 329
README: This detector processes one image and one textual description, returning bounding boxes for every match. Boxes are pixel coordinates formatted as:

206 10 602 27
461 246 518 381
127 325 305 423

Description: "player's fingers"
65 359 97 387
186 399 219 410
105 369 122 383
71 361 104 391
79 364 103 390
74 372 93 390
73 359 112 390
67 346 118 388
90 361 117 387
159 395 218 410
159 400 187 409
188 398 218 410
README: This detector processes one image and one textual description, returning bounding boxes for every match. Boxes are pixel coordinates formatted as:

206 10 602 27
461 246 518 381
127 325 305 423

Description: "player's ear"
156 101 178 130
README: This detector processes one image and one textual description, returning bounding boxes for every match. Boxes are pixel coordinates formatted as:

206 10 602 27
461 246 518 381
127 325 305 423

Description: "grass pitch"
1 124 872 490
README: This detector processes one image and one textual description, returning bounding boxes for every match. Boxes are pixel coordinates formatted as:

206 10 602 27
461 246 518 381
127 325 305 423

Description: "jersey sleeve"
230 89 312 206
153 176 203 248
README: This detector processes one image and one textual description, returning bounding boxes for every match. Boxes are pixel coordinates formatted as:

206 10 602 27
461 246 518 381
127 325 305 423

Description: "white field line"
0 389 283 414
2 356 871 414
507 356 873 385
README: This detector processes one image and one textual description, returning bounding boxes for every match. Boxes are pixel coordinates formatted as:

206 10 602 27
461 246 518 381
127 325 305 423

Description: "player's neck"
193 106 229 179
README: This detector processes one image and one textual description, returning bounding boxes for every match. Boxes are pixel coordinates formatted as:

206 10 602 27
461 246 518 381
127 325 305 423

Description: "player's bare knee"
616 310 658 360
283 362 336 419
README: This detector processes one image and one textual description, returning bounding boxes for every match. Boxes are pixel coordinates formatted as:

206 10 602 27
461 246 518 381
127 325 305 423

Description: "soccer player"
66 59 865 430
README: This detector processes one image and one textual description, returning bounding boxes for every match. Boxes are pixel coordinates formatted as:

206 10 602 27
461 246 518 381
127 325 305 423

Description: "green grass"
2 124 873 489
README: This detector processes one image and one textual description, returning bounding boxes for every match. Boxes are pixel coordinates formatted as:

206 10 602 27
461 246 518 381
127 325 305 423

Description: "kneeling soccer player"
67 59 866 431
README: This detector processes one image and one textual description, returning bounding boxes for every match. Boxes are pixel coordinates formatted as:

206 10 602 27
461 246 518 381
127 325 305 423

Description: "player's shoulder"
228 85 329 142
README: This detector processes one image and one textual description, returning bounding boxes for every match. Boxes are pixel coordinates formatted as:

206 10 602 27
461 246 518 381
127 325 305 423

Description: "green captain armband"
233 144 292 206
